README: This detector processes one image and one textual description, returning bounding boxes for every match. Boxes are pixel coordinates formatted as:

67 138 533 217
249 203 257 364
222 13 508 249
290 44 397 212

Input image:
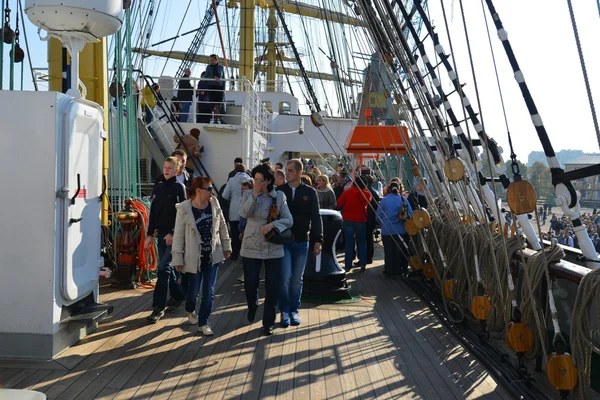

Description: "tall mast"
239 0 255 82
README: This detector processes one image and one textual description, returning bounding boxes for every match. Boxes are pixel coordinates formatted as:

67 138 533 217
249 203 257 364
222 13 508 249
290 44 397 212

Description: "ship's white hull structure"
0 91 105 359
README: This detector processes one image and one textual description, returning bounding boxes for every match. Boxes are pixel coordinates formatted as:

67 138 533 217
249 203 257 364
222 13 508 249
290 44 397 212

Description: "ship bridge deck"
0 246 548 399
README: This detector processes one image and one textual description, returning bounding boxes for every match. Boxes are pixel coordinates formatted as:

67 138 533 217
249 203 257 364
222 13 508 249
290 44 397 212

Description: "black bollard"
304 209 351 295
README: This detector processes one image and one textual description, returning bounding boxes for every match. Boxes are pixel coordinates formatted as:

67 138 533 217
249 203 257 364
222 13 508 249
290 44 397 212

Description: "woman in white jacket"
172 177 232 336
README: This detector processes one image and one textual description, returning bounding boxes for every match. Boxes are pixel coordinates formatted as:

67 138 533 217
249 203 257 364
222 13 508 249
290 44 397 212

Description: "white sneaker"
200 324 214 336
187 312 198 325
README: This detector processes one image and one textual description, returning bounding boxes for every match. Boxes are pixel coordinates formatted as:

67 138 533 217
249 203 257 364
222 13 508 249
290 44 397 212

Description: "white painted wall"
0 91 62 335
267 113 356 162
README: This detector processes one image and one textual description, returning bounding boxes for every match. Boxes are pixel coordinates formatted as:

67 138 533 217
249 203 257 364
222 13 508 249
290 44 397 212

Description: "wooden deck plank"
0 368 20 386
374 279 466 399
0 368 36 388
104 262 238 399
353 294 425 399
256 312 284 400
347 301 414 400
272 318 296 400
53 291 153 373
373 269 508 399
142 265 242 400
315 307 344 400
27 371 68 393
393 278 509 399
46 293 158 398
220 310 263 399
115 276 238 399
356 270 447 399
93 387 119 400
169 272 255 399
62 313 186 400
368 268 500 399
327 307 361 400
201 300 254 399
181 291 248 399
12 369 53 390
238 322 276 400
290 304 311 400
338 302 378 399
307 306 327 400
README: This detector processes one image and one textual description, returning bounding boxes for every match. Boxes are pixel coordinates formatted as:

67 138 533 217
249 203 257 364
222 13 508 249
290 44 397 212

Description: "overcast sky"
4 0 600 163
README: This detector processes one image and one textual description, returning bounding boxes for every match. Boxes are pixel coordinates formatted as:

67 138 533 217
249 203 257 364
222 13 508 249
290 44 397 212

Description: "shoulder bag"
264 195 295 244
398 197 410 221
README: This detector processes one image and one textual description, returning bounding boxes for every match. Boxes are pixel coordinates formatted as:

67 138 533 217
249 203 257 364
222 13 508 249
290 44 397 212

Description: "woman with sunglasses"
172 177 232 336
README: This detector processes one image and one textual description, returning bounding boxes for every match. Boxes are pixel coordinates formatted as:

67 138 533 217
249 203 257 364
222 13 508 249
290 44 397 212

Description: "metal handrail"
136 71 216 187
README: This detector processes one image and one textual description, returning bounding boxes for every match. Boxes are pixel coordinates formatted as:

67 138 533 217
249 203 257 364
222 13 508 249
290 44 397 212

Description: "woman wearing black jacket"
145 157 188 323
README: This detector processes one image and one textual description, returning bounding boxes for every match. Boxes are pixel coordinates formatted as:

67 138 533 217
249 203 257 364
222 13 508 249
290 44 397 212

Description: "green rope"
124 6 139 197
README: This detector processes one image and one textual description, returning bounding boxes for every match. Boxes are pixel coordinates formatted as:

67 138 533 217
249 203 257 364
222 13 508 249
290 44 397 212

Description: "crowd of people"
142 55 227 128
144 154 424 336
543 210 600 252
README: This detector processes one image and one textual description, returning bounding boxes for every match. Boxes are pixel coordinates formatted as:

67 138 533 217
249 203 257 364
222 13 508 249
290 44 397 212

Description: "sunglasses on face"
201 186 214 192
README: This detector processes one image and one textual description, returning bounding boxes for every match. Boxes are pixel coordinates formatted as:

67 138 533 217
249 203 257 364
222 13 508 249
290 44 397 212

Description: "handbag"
264 195 295 244
398 198 410 221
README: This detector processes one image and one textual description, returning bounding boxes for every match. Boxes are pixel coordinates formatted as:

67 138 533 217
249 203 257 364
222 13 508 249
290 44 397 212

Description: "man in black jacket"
277 159 323 327
227 157 243 180
177 68 194 122
145 157 187 323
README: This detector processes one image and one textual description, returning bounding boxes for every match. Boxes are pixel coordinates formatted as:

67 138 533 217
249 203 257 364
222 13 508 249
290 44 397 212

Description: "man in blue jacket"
277 159 323 326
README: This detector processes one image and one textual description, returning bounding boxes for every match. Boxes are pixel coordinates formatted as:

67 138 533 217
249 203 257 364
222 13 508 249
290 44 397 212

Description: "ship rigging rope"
570 267 600 400
159 0 193 77
17 0 36 91
396 3 596 399
342 5 597 400
211 0 228 68
565 0 600 150
360 0 548 350
439 0 532 330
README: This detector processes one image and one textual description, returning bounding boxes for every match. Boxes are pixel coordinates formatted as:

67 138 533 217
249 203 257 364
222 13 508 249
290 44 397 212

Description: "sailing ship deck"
0 245 552 399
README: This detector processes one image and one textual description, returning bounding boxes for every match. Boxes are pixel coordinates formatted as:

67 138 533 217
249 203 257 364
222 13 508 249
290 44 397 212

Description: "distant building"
563 155 600 205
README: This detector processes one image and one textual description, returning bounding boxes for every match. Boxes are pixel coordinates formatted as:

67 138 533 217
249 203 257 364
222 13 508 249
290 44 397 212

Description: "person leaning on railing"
141 83 159 127
204 54 226 124
196 72 212 123
177 68 194 122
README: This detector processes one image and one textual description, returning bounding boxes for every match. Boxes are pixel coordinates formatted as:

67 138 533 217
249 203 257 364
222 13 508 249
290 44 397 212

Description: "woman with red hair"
172 177 231 336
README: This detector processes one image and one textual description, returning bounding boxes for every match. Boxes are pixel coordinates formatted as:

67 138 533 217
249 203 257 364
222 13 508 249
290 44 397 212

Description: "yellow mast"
231 0 364 86
48 39 109 226
132 48 361 84
266 7 277 92
239 0 255 82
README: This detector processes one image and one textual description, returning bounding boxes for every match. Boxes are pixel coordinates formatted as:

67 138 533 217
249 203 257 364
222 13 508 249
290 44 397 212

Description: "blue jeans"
180 102 192 122
243 257 282 328
344 221 367 270
279 241 310 314
184 263 219 326
152 231 185 310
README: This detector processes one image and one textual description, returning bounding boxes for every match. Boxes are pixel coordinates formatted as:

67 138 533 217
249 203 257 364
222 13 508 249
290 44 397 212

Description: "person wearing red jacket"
337 176 372 272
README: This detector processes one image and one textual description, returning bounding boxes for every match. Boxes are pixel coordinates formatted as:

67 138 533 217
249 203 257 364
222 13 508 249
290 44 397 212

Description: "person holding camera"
239 163 293 335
